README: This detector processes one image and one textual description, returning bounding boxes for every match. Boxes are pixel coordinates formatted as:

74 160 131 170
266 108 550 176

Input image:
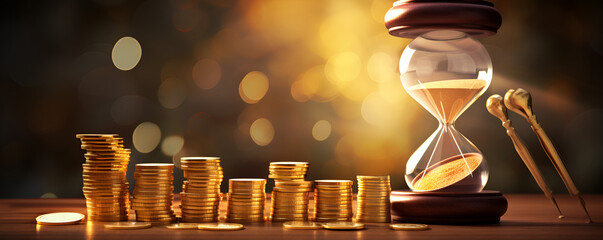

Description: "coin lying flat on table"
322 222 364 230
389 223 429 231
198 223 244 231
283 221 323 230
166 223 199 230
104 222 152 230
36 212 85 225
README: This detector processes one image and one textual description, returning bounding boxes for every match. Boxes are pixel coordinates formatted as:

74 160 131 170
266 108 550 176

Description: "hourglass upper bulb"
399 30 493 124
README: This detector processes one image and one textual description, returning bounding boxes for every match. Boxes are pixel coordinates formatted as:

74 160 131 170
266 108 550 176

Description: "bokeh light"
111 36 142 71
325 52 362 84
312 120 332 141
367 52 397 83
161 135 185 156
132 122 162 153
250 118 274 146
158 78 187 109
192 59 221 90
40 193 58 198
239 71 269 104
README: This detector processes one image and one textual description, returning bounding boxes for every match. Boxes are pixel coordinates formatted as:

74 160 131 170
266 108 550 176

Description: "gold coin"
36 212 85 225
166 223 199 230
389 223 429 231
322 222 364 230
76 133 118 138
104 222 152 230
198 222 244 231
268 175 305 179
229 178 266 183
270 161 309 165
181 156 220 161
282 221 322 230
314 180 353 185
136 217 175 222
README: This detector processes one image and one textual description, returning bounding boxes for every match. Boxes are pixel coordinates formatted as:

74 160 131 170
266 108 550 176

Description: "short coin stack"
268 162 312 221
77 134 130 222
356 175 391 223
131 163 176 222
313 180 353 222
268 162 308 180
226 178 267 223
179 157 223 222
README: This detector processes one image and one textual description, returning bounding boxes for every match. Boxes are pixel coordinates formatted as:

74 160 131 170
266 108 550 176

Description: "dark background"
1 0 602 198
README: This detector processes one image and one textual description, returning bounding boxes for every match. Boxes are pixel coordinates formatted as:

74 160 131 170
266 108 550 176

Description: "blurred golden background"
1 0 602 197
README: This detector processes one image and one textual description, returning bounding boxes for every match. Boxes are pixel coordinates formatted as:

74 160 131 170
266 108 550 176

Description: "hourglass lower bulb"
400 30 492 192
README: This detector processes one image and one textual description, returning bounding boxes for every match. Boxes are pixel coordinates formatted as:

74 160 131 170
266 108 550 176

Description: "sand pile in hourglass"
412 153 483 191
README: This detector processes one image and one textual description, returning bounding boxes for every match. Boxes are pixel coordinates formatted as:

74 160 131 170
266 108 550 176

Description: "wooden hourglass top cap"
385 0 502 39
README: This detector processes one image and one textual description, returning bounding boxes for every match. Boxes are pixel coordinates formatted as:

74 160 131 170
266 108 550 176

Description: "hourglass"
385 0 508 224
401 30 491 192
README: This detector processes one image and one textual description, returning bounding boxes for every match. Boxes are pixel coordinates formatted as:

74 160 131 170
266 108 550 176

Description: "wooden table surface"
1 194 601 240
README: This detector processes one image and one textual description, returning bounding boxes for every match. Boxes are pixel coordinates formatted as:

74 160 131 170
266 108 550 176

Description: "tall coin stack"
268 162 312 221
226 178 267 223
313 180 353 222
131 163 176 222
356 175 391 223
179 157 223 222
77 134 130 222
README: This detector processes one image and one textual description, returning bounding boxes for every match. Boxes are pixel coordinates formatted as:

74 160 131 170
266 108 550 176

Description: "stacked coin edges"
356 175 391 223
313 180 353 222
179 157 223 223
131 163 175 222
269 162 311 222
77 134 130 222
226 178 266 223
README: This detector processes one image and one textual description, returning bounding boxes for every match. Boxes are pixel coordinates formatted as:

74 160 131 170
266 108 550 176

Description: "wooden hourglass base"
391 190 507 224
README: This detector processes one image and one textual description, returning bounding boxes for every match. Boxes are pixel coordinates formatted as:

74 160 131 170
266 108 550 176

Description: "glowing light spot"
111 36 142 71
290 80 310 102
158 78 187 109
239 71 269 104
292 65 339 103
361 92 397 127
325 52 362 83
192 59 221 90
367 52 396 83
132 122 161 153
40 193 57 198
161 135 184 156
312 120 332 141
250 118 274 146
172 7 202 33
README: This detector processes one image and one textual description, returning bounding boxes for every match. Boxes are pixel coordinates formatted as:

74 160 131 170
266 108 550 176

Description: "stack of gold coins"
270 180 312 221
77 134 130 222
313 180 353 222
179 157 223 222
268 162 308 180
268 162 311 222
226 178 266 223
356 175 391 223
131 163 175 222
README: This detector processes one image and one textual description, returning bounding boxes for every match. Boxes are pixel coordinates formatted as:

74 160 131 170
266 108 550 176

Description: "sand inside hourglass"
411 153 483 191
406 79 488 124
